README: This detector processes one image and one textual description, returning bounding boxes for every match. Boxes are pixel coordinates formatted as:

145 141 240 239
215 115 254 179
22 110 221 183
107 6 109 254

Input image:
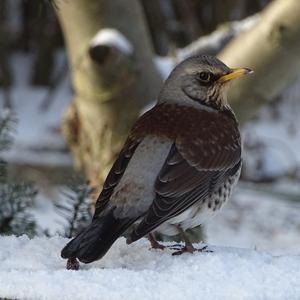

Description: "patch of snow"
1 235 300 300
242 72 300 179
90 29 133 55
32 186 69 235
0 53 73 167
231 14 260 32
153 56 175 80
207 185 300 256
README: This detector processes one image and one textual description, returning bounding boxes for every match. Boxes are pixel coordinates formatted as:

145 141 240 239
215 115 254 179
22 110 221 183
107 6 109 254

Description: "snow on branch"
90 28 133 55
154 14 260 81
177 14 260 60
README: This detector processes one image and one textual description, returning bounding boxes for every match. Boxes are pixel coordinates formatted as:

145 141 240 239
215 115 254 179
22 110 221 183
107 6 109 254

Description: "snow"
1 53 73 167
90 29 133 55
32 186 69 235
206 185 300 256
1 235 300 300
153 56 175 80
242 72 300 180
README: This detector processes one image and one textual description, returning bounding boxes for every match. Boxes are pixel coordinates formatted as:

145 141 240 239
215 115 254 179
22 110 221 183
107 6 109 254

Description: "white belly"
156 203 218 236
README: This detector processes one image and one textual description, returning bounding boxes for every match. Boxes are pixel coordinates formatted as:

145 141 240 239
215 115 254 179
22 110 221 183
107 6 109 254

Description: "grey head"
158 55 252 110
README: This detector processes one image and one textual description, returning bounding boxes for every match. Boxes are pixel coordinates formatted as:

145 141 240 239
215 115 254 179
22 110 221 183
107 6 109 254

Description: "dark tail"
61 209 137 263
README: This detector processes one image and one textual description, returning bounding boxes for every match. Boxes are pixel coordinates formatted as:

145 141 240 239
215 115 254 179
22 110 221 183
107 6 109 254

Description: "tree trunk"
219 0 300 122
54 0 162 188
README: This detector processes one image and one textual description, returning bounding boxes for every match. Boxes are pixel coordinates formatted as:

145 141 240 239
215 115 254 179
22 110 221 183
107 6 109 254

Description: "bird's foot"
149 241 166 250
66 257 80 270
195 245 213 253
166 243 185 251
148 233 166 250
172 244 195 256
172 245 213 256
149 241 187 251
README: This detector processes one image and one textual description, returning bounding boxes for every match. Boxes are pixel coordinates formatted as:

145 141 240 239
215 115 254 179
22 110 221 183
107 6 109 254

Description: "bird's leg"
148 233 165 250
148 233 184 250
66 257 80 270
172 226 195 256
171 226 212 255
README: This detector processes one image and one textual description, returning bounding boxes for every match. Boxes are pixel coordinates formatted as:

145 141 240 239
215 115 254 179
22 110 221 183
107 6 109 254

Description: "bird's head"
158 55 252 110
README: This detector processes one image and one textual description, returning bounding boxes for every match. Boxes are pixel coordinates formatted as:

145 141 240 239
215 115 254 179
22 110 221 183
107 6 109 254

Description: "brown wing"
93 139 140 218
92 103 172 218
129 108 241 242
92 103 174 218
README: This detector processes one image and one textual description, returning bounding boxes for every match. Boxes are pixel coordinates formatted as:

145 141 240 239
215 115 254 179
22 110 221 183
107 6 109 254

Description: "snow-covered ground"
1 235 300 300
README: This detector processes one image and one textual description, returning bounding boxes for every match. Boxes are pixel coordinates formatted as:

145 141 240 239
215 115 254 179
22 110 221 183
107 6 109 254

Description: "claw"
149 241 186 251
148 233 166 250
166 243 184 250
172 245 194 256
172 245 213 256
195 245 213 253
149 243 165 250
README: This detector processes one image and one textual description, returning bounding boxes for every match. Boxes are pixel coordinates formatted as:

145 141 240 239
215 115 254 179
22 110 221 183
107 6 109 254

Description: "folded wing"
129 108 241 242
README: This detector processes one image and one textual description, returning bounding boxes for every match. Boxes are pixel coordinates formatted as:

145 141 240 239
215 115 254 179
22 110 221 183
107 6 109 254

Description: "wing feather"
93 140 140 217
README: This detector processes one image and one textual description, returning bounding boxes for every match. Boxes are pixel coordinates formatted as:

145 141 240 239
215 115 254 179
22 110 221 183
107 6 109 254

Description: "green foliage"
0 111 38 237
0 109 14 152
56 182 93 238
0 111 94 238
0 110 14 181
0 183 38 236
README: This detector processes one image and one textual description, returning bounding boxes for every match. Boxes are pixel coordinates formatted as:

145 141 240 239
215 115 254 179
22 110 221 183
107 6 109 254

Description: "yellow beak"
219 68 253 83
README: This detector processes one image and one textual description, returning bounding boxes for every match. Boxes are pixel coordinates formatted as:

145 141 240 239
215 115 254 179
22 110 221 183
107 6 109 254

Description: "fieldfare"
61 55 252 270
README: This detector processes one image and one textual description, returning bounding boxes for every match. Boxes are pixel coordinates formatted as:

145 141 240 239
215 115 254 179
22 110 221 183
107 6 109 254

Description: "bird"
61 54 252 270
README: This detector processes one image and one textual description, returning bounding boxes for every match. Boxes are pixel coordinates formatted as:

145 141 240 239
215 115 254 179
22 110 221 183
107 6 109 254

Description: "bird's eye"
198 72 211 83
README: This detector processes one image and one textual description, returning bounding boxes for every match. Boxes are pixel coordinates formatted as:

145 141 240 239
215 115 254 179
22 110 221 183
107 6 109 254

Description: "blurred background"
1 0 300 255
